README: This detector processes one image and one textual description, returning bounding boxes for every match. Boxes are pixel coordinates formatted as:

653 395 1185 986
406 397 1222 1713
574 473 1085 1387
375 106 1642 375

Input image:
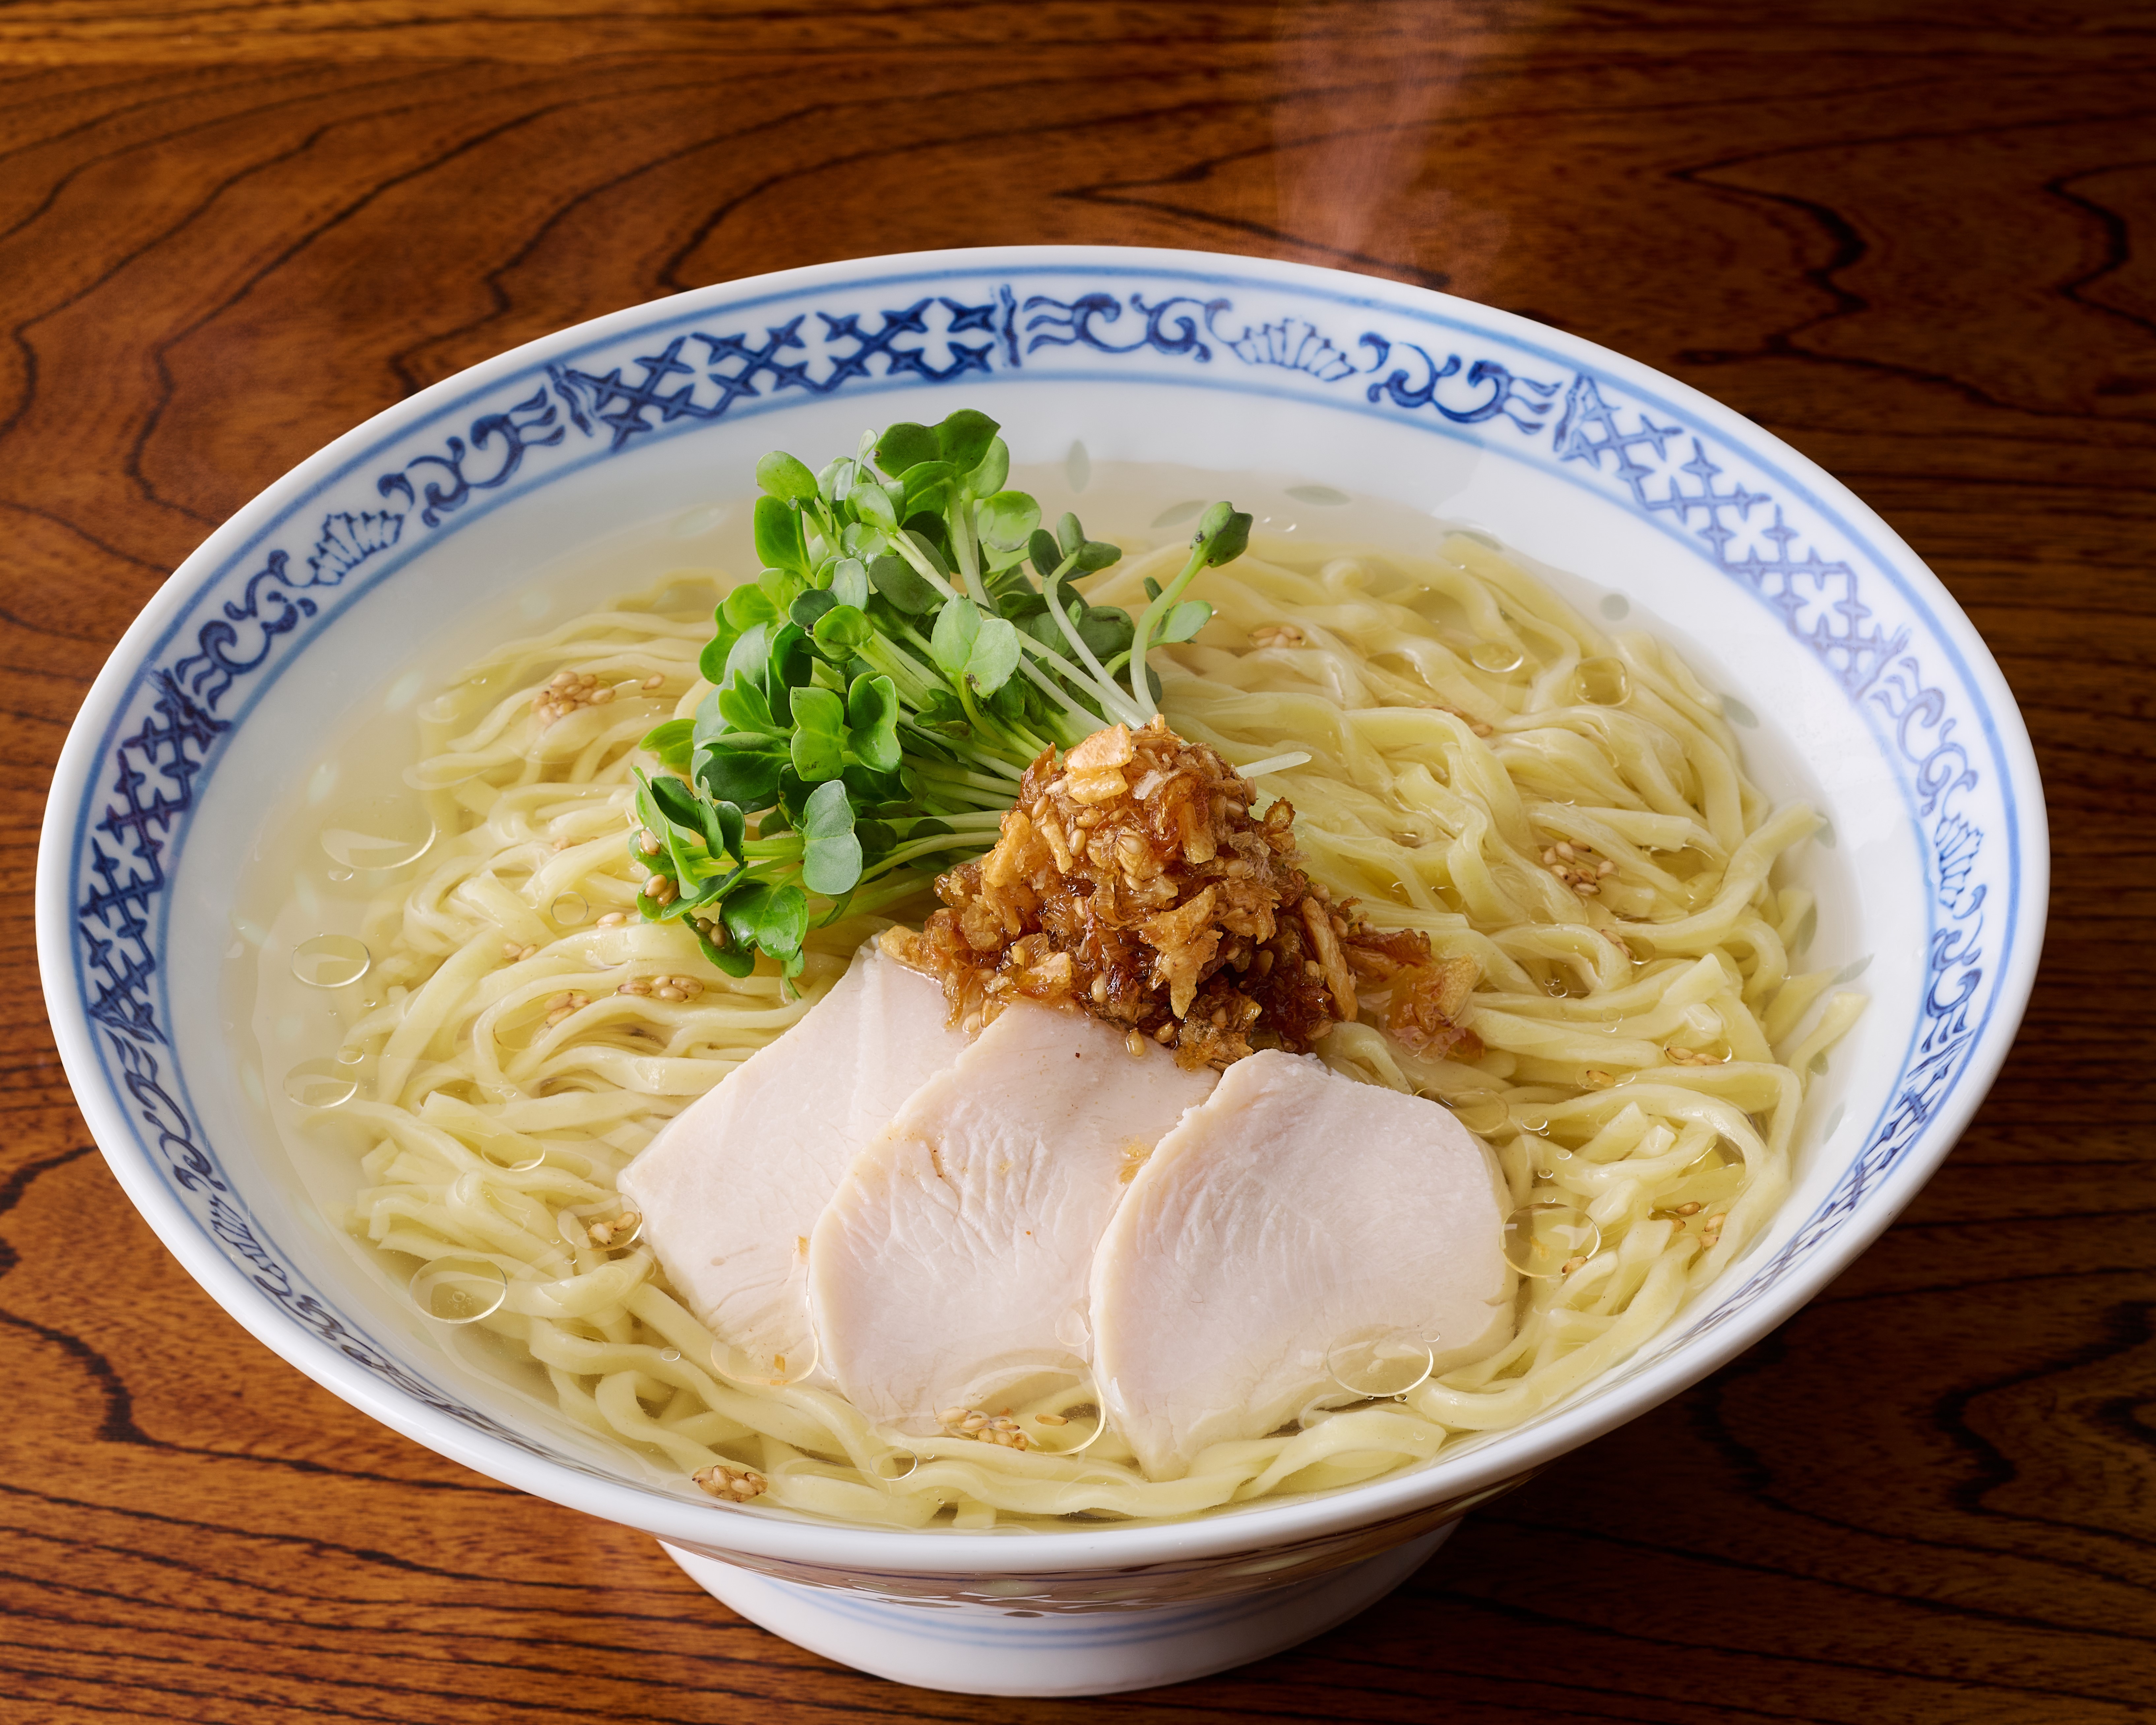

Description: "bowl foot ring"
661 1521 1454 1696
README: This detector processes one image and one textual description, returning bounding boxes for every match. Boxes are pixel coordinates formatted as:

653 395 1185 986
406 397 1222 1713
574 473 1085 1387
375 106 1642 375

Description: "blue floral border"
68 265 2018 1465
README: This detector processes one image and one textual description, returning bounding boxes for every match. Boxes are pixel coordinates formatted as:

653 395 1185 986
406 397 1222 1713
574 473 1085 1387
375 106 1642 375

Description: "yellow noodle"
307 533 1859 1530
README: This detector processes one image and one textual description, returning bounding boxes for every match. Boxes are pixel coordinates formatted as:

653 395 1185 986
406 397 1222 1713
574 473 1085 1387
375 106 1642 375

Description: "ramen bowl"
37 246 2044 1698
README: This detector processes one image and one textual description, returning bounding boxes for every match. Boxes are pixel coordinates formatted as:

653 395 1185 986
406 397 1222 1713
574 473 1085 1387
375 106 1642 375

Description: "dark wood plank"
5 4 2151 1719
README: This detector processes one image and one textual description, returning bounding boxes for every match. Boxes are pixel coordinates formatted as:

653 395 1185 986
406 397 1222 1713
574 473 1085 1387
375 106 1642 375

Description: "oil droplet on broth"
1450 1093 1509 1135
478 1136 546 1173
1470 640 1524 674
1326 1332 1435 1399
326 866 354 884
333 1044 366 1066
1573 657 1631 705
871 1449 920 1481
659 1348 682 1363
283 1059 358 1109
411 1255 508 1323
292 935 370 988
1503 1203 1601 1278
551 891 588 927
1023 1380 1109 1457
712 1332 819 1388
321 795 436 872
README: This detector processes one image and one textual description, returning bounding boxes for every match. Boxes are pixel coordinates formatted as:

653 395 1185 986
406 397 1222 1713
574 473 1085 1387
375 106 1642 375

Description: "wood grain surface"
5 4 2153 1720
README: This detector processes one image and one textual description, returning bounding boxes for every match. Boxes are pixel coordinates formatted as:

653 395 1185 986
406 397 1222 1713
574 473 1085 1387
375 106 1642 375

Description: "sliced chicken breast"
1092 1050 1515 1479
809 1004 1217 1433
618 945 968 1378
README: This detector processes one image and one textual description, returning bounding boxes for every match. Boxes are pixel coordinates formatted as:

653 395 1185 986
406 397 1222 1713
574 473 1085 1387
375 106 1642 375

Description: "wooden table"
5 5 2151 1720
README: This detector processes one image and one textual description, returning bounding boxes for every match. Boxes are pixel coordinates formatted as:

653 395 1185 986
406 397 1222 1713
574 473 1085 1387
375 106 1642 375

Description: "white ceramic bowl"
37 245 2045 1698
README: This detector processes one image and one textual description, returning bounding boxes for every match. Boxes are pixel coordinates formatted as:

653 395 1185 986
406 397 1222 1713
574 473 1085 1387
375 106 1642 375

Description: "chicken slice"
808 1004 1216 1433
1091 1050 1515 1479
617 945 969 1379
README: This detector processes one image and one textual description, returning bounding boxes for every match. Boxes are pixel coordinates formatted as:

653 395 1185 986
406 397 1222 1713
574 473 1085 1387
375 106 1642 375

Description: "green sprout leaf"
755 450 820 505
800 779 863 896
724 881 809 968
846 672 901 771
913 687 969 733
869 551 940 615
965 437 1010 497
874 422 940 477
642 718 693 773
853 481 898 532
754 494 809 575
928 595 981 678
722 582 782 633
715 672 777 737
1195 502 1254 566
934 409 1000 473
816 456 856 508
964 614 1021 695
763 623 814 724
977 490 1041 550
1158 599 1213 643
696 741 786 811
811 602 875 659
899 460 958 511
790 587 838 632
788 685 846 782
830 557 870 609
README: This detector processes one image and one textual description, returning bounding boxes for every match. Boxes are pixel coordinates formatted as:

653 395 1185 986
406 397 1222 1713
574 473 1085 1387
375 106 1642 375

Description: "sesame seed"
597 911 626 927
643 673 665 690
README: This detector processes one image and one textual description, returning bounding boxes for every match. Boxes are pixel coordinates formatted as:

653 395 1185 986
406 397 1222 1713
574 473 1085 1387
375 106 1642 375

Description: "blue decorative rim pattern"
54 251 2033 1521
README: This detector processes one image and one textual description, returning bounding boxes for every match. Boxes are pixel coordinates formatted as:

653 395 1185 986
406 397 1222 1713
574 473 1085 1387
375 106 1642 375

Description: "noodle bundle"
308 528 1859 1529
